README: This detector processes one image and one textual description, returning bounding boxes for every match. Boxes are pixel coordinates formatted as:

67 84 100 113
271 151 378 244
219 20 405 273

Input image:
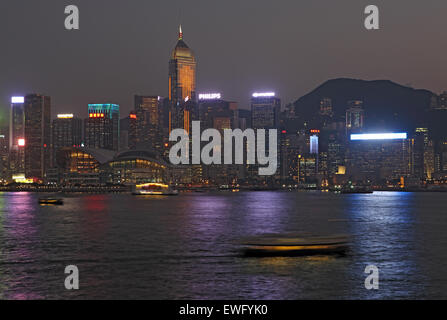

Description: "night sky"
1 0 446 121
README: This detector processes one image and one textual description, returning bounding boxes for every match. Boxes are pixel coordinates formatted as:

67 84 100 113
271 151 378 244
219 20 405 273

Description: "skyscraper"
9 96 26 177
197 94 241 185
126 112 137 150
412 127 435 180
348 133 411 183
310 129 320 154
251 92 280 129
198 94 238 131
413 127 428 178
52 114 83 150
250 92 281 181
169 26 197 104
346 100 364 133
133 95 164 153
24 94 51 181
319 98 334 117
0 127 8 182
85 104 120 151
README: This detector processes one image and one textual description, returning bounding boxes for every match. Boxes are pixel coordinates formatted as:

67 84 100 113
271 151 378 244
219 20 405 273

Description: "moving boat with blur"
132 183 179 196
239 234 349 256
38 197 64 205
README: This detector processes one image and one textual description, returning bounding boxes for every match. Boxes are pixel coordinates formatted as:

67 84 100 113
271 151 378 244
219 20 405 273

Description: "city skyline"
2 2 447 303
1 0 447 121
1 4 446 188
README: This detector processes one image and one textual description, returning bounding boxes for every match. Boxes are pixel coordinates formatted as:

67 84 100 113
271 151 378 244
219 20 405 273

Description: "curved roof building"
55 147 168 185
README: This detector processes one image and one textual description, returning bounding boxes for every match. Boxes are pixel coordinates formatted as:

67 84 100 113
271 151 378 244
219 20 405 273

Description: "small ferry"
340 186 373 194
132 183 179 196
38 198 64 205
239 234 349 257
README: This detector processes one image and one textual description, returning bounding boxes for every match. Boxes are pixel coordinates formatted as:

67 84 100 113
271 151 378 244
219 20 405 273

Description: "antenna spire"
179 25 183 40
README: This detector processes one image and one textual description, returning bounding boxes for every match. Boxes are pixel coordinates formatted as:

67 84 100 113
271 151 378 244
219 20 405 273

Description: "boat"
132 183 179 196
340 186 373 194
38 198 64 205
239 234 349 257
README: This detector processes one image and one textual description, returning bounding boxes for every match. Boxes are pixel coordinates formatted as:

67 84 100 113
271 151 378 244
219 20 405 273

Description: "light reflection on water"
343 192 425 299
0 191 446 299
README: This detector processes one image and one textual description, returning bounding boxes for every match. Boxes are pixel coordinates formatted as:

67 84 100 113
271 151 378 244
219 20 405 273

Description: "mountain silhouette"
292 78 435 132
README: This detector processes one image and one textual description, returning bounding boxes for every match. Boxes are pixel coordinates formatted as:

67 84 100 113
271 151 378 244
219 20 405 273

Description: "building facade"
251 93 280 130
132 95 165 155
348 133 411 184
53 114 83 150
85 104 120 151
168 26 197 104
0 128 8 182
346 100 364 133
24 94 51 181
9 96 26 177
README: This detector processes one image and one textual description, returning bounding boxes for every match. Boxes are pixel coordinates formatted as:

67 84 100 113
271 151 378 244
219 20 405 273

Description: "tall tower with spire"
168 25 197 104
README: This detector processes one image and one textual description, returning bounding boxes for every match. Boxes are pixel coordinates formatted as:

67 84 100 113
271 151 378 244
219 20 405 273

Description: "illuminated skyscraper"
85 104 120 151
127 112 137 150
413 128 428 178
24 94 51 181
9 96 26 176
0 127 9 181
251 92 280 129
348 133 411 183
310 130 319 154
133 95 164 153
169 26 197 104
249 92 281 181
412 128 435 180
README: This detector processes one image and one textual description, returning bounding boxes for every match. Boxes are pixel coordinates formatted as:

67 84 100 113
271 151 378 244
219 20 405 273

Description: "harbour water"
0 191 446 299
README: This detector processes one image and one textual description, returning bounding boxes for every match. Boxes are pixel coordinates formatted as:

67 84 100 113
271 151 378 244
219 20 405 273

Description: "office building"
346 100 364 133
24 94 51 181
85 104 120 151
0 127 8 182
133 95 164 154
198 94 238 131
53 114 83 150
169 26 197 104
9 96 26 177
348 133 411 183
251 92 280 129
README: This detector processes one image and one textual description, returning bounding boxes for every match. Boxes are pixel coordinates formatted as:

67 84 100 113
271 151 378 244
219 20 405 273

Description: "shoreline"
1 187 447 194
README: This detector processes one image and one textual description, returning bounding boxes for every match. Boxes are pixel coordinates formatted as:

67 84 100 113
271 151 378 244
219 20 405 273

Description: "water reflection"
344 192 426 299
0 193 42 299
81 195 110 240
0 191 445 299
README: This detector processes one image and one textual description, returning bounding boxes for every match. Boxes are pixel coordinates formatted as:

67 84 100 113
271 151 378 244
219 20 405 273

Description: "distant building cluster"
1 26 447 189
